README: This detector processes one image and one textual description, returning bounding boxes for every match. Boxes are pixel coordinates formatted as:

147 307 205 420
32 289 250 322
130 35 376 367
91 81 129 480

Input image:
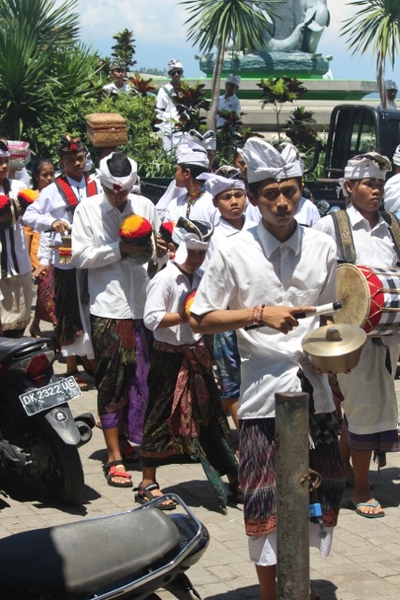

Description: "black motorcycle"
0 335 94 505
0 494 210 600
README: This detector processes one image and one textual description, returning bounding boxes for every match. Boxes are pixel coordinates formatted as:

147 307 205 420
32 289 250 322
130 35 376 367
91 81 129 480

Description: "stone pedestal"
199 51 330 79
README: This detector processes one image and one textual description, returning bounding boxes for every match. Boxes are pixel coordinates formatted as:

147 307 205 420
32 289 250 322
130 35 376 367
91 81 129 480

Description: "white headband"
99 153 138 193
338 153 391 197
183 130 217 151
197 172 246 197
176 140 209 168
226 73 241 87
0 148 10 157
172 218 213 265
239 139 303 184
167 58 183 73
393 145 400 167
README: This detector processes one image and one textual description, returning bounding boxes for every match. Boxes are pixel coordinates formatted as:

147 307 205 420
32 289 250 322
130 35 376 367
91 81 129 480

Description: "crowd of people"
1 58 400 599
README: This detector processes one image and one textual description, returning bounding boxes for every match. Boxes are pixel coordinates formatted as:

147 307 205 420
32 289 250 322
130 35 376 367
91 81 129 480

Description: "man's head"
392 145 400 173
341 152 391 216
0 140 10 183
175 140 209 188
167 58 184 84
100 151 138 208
57 134 87 182
386 79 398 103
172 217 213 272
225 73 241 98
184 129 217 170
109 60 126 86
239 139 304 236
197 169 247 224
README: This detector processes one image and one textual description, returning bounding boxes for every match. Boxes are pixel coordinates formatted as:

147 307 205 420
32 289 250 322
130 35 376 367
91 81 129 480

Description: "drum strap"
331 210 400 264
330 210 356 263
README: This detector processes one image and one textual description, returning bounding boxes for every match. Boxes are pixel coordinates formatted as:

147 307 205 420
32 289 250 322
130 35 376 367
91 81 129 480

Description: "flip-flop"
347 500 385 518
103 460 133 488
134 482 177 510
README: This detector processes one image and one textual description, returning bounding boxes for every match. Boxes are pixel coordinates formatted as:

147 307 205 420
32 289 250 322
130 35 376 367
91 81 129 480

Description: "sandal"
134 482 177 510
103 460 133 488
66 370 89 392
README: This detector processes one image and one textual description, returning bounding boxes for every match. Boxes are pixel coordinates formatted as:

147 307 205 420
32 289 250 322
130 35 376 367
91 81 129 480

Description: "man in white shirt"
22 134 100 386
314 152 400 519
72 152 165 488
384 144 400 214
155 58 184 152
189 139 345 600
377 79 398 111
216 73 242 129
102 60 130 96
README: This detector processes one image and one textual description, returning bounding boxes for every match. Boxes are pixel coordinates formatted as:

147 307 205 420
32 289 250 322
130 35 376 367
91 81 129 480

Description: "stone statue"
198 0 332 77
260 0 330 54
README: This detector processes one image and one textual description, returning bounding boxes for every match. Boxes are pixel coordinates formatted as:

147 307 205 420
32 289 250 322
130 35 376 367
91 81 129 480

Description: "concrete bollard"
275 391 310 600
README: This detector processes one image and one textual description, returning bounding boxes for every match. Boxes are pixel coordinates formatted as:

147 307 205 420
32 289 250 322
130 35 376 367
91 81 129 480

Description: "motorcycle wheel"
38 423 85 505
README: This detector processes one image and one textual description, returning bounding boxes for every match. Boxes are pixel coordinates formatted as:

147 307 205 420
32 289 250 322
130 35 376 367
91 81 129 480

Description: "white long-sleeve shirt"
71 191 160 320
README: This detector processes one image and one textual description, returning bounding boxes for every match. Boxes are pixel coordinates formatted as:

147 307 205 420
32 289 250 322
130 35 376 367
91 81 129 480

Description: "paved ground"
1 337 400 600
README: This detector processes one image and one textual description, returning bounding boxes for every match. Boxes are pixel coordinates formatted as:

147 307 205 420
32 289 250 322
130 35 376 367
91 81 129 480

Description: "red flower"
70 143 78 151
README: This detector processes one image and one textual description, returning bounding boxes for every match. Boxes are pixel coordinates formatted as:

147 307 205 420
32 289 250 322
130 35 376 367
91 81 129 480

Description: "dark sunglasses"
170 69 183 76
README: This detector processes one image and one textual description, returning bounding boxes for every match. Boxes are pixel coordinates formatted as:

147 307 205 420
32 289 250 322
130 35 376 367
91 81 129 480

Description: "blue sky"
75 0 397 82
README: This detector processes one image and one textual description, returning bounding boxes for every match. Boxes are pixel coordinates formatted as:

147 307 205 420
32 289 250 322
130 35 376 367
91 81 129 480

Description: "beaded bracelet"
251 304 260 325
258 304 266 329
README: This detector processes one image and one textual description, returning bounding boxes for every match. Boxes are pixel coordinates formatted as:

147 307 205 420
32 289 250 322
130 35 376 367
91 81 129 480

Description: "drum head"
335 264 370 328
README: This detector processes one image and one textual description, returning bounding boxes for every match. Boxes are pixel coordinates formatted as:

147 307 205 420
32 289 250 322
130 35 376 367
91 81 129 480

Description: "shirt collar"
256 220 302 259
65 174 86 189
347 203 390 230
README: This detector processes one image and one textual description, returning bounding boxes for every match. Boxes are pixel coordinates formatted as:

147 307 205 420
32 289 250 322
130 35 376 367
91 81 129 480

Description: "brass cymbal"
302 324 367 373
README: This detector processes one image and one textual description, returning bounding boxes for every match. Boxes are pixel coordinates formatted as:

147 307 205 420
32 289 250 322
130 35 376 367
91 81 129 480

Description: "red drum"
336 264 400 335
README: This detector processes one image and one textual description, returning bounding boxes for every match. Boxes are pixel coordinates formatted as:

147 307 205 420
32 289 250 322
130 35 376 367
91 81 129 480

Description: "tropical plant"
111 28 137 71
25 92 169 178
257 76 307 141
128 74 158 97
0 0 103 138
283 106 319 151
340 0 400 108
172 82 211 133
181 0 275 130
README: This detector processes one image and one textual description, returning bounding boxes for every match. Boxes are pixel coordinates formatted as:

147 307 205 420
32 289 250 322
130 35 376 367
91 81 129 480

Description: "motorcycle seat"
0 505 181 597
0 336 52 363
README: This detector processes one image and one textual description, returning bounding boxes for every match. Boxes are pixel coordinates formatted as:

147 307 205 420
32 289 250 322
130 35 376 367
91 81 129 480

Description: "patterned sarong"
141 339 238 507
35 265 56 324
91 316 149 444
53 268 83 345
240 415 346 537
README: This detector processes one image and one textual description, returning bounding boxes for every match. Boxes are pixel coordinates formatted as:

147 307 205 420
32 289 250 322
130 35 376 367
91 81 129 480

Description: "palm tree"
340 0 400 109
0 0 103 138
181 0 275 130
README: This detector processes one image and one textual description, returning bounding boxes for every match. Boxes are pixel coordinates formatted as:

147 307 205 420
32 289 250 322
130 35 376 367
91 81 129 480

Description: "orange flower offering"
17 189 39 213
183 289 197 318
119 215 153 246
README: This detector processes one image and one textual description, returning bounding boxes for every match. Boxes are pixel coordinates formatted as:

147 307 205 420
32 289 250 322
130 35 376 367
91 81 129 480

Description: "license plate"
19 376 83 417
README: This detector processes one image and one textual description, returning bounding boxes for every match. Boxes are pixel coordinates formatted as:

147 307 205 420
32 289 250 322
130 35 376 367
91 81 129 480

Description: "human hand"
32 264 49 278
261 306 316 334
156 234 168 258
51 220 70 234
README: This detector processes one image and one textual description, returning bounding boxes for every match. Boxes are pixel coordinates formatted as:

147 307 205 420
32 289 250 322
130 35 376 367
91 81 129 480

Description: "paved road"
1 343 400 600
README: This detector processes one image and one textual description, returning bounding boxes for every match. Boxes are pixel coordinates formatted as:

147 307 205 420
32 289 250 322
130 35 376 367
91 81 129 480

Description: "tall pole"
275 391 310 600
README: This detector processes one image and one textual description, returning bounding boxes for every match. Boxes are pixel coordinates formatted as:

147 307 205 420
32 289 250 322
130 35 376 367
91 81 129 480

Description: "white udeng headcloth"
99 153 138 192
172 217 213 265
392 145 400 167
0 147 10 157
239 139 304 184
176 140 209 168
338 152 391 198
183 130 217 151
196 172 246 197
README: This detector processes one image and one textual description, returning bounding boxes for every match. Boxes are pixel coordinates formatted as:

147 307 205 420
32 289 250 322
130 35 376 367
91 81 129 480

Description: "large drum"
336 264 400 335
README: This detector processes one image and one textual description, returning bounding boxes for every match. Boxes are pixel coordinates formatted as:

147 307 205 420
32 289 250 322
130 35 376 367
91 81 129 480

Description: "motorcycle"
0 335 94 505
0 493 209 600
